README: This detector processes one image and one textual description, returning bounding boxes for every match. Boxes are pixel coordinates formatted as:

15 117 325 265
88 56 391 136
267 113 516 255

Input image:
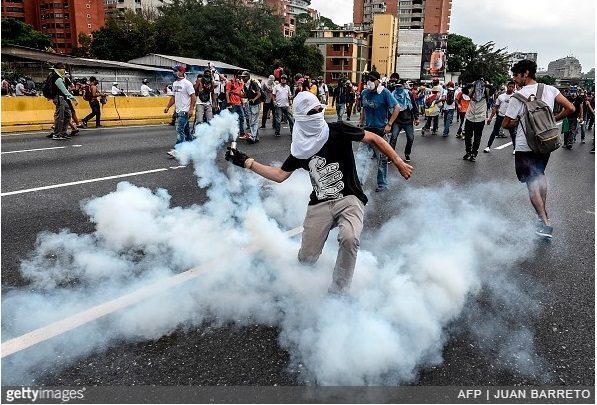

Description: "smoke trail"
2 111 545 385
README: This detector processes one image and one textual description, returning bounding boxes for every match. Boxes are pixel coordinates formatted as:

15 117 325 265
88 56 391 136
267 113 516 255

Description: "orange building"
1 0 105 54
353 0 450 33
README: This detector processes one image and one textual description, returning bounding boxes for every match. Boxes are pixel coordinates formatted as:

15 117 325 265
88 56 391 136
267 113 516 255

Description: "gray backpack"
512 83 562 154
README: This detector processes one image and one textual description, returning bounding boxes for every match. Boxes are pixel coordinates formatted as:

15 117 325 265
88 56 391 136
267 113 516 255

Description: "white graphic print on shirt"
308 156 344 200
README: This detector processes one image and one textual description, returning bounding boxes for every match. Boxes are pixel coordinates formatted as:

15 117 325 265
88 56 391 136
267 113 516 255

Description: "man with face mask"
194 69 216 127
331 77 348 122
390 74 420 162
260 75 276 129
164 64 196 158
225 91 413 294
358 70 401 192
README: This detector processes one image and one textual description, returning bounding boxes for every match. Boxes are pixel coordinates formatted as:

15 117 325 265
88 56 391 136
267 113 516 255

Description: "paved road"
1 117 594 388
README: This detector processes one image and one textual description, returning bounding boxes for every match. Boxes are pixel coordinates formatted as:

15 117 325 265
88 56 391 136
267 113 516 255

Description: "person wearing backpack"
421 85 441 135
80 77 102 128
44 62 78 140
441 81 456 137
390 76 419 162
503 59 575 239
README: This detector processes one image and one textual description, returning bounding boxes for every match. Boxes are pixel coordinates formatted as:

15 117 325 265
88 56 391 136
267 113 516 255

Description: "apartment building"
1 0 105 53
370 13 397 77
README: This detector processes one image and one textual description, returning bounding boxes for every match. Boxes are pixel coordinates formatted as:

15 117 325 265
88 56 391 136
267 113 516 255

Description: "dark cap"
367 71 381 81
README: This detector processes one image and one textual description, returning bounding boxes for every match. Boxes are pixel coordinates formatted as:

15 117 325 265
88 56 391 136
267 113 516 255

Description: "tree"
458 41 511 86
446 34 476 73
91 9 157 61
537 75 556 85
1 18 51 49
71 33 92 57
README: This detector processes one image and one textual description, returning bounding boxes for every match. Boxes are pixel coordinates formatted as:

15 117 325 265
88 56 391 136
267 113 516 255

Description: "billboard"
420 32 448 81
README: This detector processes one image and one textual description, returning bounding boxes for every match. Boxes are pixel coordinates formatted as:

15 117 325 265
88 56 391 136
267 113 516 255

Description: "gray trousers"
53 96 71 136
298 195 365 293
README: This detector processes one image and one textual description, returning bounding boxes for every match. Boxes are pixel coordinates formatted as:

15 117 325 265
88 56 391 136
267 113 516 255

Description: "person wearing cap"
390 74 419 162
111 82 125 96
440 81 457 137
140 79 154 97
358 70 402 192
421 85 442 135
80 76 103 129
225 91 413 294
239 71 262 144
48 62 79 140
164 64 196 158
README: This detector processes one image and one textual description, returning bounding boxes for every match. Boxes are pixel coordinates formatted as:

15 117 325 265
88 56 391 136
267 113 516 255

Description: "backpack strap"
536 83 545 100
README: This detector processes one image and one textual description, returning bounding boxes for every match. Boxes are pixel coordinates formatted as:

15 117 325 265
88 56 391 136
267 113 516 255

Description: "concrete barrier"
1 95 338 133
1 96 173 133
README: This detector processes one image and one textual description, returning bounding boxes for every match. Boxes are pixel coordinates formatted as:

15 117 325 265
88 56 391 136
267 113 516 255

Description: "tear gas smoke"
2 110 547 385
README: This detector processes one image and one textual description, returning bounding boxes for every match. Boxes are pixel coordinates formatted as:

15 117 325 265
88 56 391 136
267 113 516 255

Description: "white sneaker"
166 149 177 158
483 147 490 153
512 150 516 155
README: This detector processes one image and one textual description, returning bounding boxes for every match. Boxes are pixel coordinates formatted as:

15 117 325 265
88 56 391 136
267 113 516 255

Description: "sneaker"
469 154 476 162
581 139 586 144
70 129 80 136
431 131 437 135
462 153 471 160
346 117 351 121
274 133 281 137
52 135 68 140
246 137 256 144
238 134 250 140
513 150 516 155
535 223 553 239
375 186 388 192
78 121 87 129
421 128 427 136
259 126 266 129
405 155 411 162
95 124 103 128
166 149 177 158
46 133 54 138
483 146 491 153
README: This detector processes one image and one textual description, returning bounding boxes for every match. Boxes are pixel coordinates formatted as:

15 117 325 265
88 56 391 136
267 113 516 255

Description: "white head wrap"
290 92 330 159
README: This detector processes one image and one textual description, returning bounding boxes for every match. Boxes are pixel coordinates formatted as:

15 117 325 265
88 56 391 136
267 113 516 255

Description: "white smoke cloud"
2 111 547 385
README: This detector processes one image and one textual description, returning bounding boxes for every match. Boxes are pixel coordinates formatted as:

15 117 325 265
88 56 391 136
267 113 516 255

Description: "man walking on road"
272 74 294 137
485 81 516 153
359 70 401 192
240 71 262 144
225 91 413 294
48 62 78 140
462 78 493 162
503 59 575 239
390 77 419 162
164 65 196 158
81 76 102 129
441 81 456 137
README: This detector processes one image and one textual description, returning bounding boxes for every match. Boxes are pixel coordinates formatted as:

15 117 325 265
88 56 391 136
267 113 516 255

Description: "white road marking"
0 168 169 197
0 225 305 358
495 142 513 150
168 165 187 169
1 124 168 137
1 145 83 155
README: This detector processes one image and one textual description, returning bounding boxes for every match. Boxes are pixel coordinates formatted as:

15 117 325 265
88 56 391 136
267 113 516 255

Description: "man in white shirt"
485 81 516 152
461 78 493 161
503 59 575 239
140 79 154 96
272 74 294 137
111 82 125 96
164 65 196 158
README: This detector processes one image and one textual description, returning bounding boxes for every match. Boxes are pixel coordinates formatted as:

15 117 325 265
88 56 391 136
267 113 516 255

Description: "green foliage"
71 33 92 57
537 75 556 85
446 34 476 73
88 0 323 77
457 40 511 85
1 18 51 49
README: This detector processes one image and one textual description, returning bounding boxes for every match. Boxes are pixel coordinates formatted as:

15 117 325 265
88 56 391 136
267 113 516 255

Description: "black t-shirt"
281 122 368 206
244 80 261 105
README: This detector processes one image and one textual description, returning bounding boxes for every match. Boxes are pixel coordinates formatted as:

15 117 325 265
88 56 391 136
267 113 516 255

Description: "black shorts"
515 151 550 183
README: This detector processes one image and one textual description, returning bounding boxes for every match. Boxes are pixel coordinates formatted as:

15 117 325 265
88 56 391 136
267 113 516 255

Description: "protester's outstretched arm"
362 131 413 180
225 147 291 183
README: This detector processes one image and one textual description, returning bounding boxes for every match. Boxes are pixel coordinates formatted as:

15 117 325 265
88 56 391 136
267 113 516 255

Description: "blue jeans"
443 109 454 136
175 111 194 147
365 127 388 189
248 103 261 141
335 103 346 122
229 104 245 135
275 106 294 135
390 122 415 155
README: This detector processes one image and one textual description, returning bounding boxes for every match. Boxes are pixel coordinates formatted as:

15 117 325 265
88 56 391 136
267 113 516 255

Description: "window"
86 4 90 8
87 14 91 18
88 24 92 28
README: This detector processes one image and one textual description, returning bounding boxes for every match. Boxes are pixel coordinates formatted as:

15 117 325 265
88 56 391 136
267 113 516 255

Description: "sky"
309 0 595 72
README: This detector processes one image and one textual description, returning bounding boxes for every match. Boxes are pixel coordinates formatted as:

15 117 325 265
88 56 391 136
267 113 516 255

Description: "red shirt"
226 80 244 106
274 67 284 81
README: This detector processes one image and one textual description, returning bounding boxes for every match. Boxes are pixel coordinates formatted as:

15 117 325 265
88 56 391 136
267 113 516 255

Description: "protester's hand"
486 118 492 125
188 109 194 119
414 119 420 126
395 160 413 180
225 146 249 168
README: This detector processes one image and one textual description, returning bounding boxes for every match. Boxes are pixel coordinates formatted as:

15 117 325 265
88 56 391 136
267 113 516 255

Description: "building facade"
305 25 370 83
547 56 583 79
509 51 537 69
104 0 171 17
371 13 397 77
1 0 105 54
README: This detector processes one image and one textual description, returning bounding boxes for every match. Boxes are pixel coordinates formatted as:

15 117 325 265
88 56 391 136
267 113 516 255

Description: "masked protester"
194 69 217 128
164 64 196 159
390 75 420 162
225 91 413 294
358 70 402 192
